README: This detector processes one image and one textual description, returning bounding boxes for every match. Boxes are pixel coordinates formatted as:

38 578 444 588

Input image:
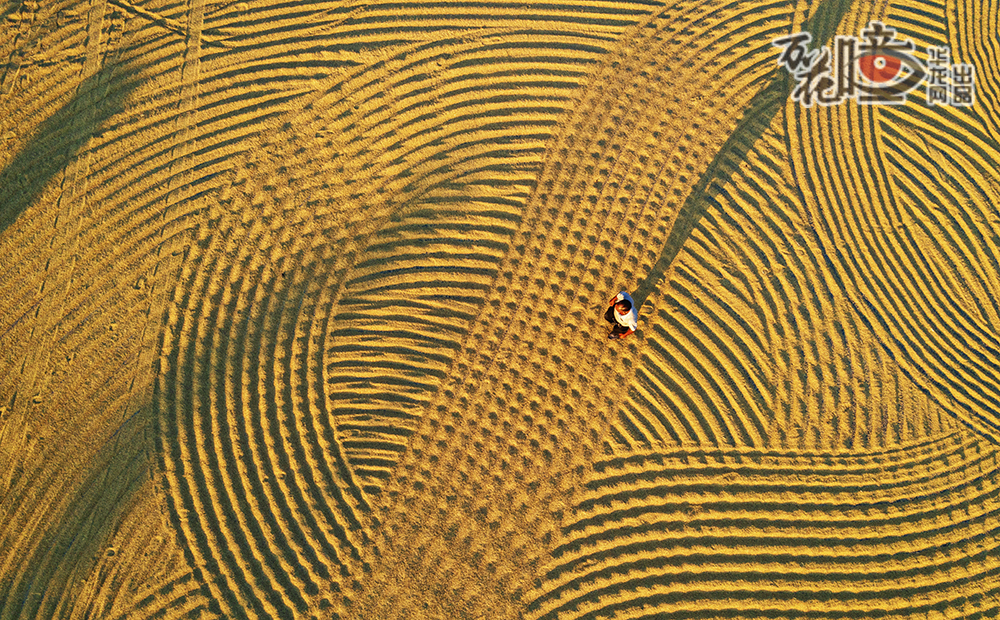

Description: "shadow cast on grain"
632 0 854 312
0 62 135 236
0 404 156 618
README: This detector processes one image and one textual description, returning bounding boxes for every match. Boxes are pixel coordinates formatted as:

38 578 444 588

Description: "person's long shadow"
0 60 135 236
631 0 852 311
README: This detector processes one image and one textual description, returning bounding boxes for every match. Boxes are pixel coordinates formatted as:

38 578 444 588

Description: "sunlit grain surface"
2 0 999 617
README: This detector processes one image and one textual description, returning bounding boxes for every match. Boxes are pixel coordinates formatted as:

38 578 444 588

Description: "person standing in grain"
605 291 638 340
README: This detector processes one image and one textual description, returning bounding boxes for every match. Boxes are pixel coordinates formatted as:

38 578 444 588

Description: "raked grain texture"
1 0 999 617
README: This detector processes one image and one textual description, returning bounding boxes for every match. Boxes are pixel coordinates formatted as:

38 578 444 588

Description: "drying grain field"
2 0 1000 617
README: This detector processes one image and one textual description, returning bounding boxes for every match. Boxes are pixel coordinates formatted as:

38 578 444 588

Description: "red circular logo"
858 54 902 82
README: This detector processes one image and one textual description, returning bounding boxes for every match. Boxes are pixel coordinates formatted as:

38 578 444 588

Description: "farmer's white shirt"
614 291 638 331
